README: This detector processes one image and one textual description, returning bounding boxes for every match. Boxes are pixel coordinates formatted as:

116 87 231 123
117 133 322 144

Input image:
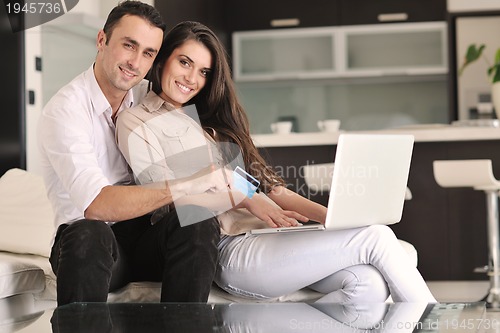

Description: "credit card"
233 166 260 198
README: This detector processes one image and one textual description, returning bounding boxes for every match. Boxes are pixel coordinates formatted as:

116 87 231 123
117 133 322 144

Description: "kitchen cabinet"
339 0 447 25
224 0 445 32
224 0 340 32
233 27 338 81
341 22 447 77
233 22 449 134
233 21 448 81
0 5 25 176
155 0 226 42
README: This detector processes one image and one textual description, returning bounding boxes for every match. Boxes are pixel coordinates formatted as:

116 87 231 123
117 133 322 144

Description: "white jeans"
215 225 436 303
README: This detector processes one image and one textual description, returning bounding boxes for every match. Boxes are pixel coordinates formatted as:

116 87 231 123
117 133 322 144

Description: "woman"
116 21 436 303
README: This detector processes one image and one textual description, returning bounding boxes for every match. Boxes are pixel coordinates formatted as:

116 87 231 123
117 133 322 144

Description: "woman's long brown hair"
149 21 284 192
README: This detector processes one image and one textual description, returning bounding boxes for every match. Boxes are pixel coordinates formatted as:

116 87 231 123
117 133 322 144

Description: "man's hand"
169 164 233 199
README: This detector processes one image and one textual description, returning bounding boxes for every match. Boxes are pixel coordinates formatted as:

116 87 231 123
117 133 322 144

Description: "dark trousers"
49 205 220 306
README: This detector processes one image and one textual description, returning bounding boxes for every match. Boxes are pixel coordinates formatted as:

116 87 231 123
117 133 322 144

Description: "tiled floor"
427 280 500 332
427 281 490 303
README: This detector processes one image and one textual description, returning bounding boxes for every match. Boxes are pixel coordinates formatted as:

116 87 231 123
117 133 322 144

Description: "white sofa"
0 168 418 326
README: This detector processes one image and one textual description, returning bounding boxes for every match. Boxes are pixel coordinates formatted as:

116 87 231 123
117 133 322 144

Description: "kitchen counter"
251 125 500 147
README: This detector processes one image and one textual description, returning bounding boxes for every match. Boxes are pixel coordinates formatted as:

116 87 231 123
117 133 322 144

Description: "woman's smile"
175 81 193 94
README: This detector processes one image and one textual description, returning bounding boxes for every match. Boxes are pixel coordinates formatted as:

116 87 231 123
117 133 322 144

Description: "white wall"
455 16 500 120
25 26 43 176
25 17 100 175
71 0 101 17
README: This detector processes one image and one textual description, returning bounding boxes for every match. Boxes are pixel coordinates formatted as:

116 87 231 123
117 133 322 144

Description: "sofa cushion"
0 253 45 299
0 169 54 257
0 294 45 332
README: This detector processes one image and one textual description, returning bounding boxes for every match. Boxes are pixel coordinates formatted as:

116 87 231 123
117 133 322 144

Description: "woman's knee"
362 225 402 253
365 224 397 241
313 264 389 303
346 265 389 302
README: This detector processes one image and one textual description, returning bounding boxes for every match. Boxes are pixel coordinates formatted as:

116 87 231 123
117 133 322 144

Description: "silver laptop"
249 134 414 235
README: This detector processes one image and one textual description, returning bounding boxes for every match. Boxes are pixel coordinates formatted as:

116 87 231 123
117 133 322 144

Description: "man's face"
96 15 163 96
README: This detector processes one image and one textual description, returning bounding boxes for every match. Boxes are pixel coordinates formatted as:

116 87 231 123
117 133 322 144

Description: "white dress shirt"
37 64 147 229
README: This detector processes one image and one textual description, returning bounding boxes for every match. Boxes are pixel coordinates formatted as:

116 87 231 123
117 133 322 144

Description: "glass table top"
6 302 489 333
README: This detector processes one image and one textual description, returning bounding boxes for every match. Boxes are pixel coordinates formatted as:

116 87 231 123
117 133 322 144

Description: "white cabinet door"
233 28 339 82
340 22 448 77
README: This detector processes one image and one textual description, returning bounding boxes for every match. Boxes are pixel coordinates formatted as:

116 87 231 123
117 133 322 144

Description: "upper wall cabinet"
155 0 227 44
233 21 448 82
339 0 447 25
224 0 340 31
341 22 448 77
224 0 446 33
233 27 339 81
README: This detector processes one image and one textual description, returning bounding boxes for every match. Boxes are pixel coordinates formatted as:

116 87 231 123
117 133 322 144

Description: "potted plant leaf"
459 44 500 118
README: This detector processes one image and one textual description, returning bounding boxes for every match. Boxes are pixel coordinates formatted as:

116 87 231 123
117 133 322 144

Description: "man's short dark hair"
103 1 166 43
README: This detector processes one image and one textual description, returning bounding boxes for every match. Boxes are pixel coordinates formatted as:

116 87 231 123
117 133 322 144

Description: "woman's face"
159 39 212 109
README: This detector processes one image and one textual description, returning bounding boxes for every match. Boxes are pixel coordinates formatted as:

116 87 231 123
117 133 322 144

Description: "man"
38 1 223 306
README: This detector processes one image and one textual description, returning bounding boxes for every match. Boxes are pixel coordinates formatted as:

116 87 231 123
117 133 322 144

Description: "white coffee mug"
317 119 340 132
270 121 293 134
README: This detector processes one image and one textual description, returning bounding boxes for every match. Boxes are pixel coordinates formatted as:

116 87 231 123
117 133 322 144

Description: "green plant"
458 44 500 83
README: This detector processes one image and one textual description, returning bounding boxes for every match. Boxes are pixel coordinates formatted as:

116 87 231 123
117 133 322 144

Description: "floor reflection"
46 302 485 333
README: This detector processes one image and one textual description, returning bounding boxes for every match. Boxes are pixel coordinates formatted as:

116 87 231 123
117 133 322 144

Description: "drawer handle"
377 13 409 22
270 18 300 27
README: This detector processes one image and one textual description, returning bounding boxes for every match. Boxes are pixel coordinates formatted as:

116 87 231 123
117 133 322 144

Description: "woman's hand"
268 186 328 225
243 193 309 228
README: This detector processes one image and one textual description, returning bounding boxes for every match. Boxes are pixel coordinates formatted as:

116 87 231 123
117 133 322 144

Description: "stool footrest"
474 265 489 274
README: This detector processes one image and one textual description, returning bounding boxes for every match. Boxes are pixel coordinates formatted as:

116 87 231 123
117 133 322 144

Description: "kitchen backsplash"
238 78 449 133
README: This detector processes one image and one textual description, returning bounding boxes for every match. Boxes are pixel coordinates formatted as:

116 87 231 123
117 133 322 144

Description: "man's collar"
86 64 111 116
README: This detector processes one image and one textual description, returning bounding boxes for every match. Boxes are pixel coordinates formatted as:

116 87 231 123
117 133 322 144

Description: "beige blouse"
115 91 272 235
